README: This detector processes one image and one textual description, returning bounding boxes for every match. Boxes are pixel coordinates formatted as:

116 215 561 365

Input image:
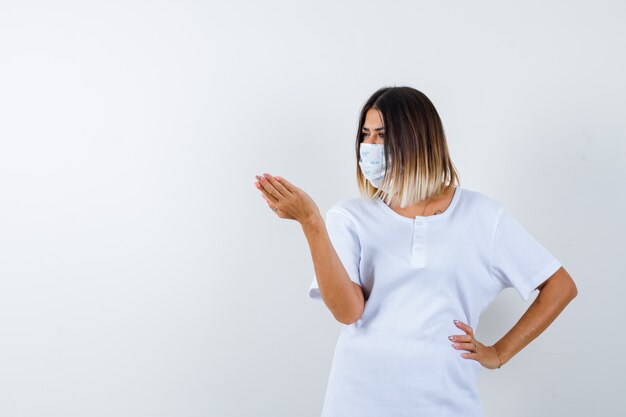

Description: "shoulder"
329 195 375 213
326 196 374 224
457 186 505 222
329 196 363 211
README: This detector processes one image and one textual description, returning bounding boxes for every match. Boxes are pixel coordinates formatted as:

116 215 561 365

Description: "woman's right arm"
301 215 365 324
254 173 364 324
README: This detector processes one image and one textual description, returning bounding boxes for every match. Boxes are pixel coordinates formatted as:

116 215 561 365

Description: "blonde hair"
356 86 461 208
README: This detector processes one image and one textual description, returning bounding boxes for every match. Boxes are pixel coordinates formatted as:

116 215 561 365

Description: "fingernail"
453 320 459 324
263 173 270 178
448 336 454 340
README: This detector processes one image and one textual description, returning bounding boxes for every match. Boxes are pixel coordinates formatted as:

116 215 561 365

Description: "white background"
1 1 624 416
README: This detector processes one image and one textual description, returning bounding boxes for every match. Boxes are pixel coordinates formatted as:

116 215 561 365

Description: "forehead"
363 108 384 129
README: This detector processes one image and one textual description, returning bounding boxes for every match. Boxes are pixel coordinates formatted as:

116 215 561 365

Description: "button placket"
411 219 427 266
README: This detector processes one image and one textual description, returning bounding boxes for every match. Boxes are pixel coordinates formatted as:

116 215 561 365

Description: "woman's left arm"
493 266 578 366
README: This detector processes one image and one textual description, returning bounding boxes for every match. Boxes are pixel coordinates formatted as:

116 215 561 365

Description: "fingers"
274 175 297 193
451 320 483 363
451 319 478 356
256 174 287 200
461 352 478 360
262 173 292 197
255 175 281 202
449 334 473 343
451 341 478 352
453 320 474 337
260 192 279 211
255 176 279 204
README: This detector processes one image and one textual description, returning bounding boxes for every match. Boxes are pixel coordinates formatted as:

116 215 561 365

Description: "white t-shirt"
308 185 562 417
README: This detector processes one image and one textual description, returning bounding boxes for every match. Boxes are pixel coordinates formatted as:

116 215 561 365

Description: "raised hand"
254 172 322 226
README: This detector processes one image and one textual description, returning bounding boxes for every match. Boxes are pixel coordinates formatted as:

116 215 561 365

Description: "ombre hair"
356 86 461 208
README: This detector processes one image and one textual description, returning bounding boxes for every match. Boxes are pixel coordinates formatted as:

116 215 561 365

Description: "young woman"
254 86 578 417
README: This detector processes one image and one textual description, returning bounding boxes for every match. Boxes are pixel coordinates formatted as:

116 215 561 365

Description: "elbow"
335 305 365 325
569 280 579 299
564 270 578 299
551 267 579 300
340 313 362 325
329 280 366 325
337 315 361 326
343 282 366 324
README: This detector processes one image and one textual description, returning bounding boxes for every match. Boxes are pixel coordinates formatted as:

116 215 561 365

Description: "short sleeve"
308 208 362 300
490 206 562 301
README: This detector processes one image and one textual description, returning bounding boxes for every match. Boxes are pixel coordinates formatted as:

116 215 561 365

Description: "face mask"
359 143 390 189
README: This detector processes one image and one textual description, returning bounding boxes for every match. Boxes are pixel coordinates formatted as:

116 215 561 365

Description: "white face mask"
359 143 390 189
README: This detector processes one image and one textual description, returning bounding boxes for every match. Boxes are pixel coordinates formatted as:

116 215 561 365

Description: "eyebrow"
361 127 385 131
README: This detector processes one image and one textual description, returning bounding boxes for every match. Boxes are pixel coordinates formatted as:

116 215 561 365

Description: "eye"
360 132 384 138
